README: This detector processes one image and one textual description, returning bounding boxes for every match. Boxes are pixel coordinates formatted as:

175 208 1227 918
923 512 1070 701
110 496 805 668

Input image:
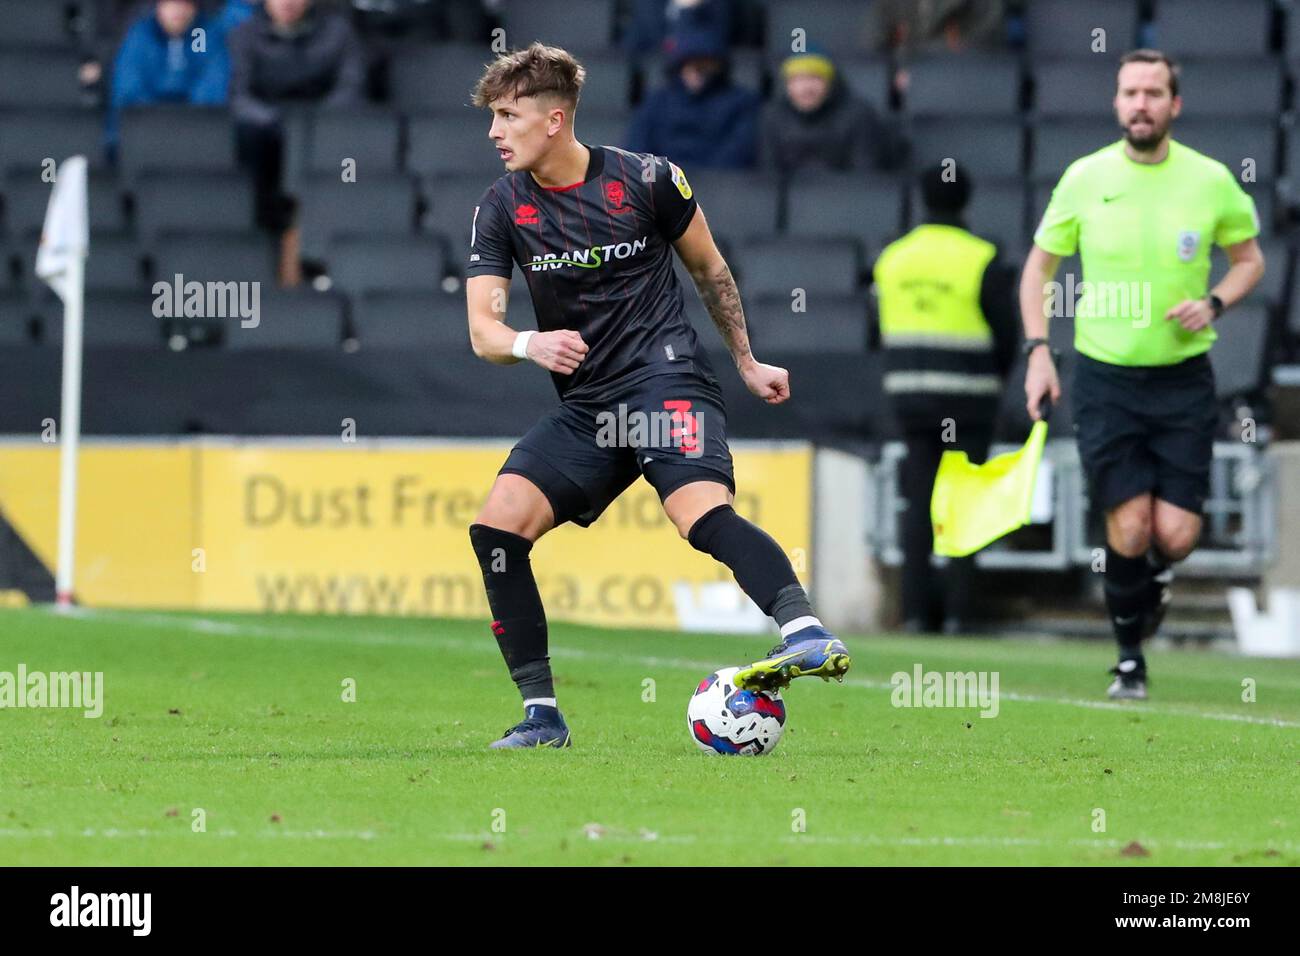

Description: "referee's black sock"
469 523 555 703
1104 545 1149 666
686 504 819 632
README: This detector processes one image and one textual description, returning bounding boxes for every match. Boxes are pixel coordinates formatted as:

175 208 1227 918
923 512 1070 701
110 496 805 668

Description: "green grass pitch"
1 606 1298 866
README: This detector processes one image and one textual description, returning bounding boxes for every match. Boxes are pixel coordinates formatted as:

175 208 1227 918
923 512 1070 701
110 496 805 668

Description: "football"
687 666 786 756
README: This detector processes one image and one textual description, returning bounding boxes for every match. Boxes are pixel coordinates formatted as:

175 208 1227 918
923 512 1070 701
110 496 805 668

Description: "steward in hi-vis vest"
871 165 1017 634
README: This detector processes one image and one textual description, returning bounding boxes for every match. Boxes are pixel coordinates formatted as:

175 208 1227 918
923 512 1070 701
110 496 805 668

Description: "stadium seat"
643 49 765 97
558 52 635 115
907 116 1025 179
735 237 862 298
424 173 498 251
134 173 256 243
1212 237 1289 305
389 43 498 113
1153 0 1272 58
352 290 476 350
1209 301 1271 398
84 234 149 293
764 0 876 59
744 294 868 354
0 0 79 48
118 107 237 180
1023 0 1140 59
1030 118 1120 179
1176 58 1283 118
38 290 167 348
2 172 127 238
297 173 420 263
149 232 278 287
500 0 615 52
1176 119 1278 180
909 179 1028 250
836 56 892 113
0 288 33 345
325 234 446 294
405 111 502 178
577 113 629 151
305 110 403 176
784 173 906 249
223 289 345 350
904 55 1022 117
687 170 780 243
0 52 87 109
0 110 106 175
1031 59 1119 118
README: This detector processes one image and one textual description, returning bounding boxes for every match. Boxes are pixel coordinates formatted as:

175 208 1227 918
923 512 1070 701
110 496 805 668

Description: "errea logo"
529 236 649 271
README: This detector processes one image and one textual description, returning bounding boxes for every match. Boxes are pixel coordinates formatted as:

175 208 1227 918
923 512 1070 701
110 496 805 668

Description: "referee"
1023 50 1265 699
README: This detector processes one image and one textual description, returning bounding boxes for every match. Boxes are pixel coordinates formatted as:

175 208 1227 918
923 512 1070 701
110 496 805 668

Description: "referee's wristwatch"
1206 293 1226 320
1022 337 1050 358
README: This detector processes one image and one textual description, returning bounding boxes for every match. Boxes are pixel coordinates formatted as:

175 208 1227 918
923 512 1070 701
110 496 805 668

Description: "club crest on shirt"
669 161 692 199
1176 230 1200 262
604 179 631 214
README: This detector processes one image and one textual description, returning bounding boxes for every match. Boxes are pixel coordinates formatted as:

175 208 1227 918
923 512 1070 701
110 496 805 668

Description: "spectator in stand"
106 0 230 152
624 17 759 169
760 45 904 177
229 0 365 230
872 0 1007 56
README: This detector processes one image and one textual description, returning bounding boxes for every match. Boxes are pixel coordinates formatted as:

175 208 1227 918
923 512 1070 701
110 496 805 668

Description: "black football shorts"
498 371 736 527
1071 352 1218 515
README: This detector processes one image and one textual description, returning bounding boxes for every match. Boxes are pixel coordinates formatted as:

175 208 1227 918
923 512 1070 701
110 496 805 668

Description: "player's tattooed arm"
692 260 753 367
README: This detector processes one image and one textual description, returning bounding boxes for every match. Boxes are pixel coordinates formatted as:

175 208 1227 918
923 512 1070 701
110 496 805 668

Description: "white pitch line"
44 608 1300 729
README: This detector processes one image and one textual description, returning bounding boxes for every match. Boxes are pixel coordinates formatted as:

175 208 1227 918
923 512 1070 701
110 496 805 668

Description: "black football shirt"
465 143 719 402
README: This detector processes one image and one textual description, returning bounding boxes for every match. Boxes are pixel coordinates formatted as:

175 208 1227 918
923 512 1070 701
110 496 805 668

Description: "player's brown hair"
471 42 586 112
1118 49 1180 97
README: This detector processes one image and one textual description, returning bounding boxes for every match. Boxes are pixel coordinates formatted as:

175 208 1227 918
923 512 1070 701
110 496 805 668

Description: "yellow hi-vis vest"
874 224 1000 397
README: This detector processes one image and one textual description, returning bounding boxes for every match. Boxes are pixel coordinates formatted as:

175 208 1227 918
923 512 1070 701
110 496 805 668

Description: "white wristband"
511 330 536 361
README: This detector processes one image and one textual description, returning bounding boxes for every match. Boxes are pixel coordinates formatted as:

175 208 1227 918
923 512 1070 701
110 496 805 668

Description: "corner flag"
35 156 89 607
931 420 1049 558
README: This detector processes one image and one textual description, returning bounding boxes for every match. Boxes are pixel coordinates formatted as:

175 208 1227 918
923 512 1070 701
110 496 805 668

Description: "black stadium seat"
406 111 501 177
38 290 166 348
326 234 446 294
687 170 780 243
908 117 1024 179
744 294 868 354
1023 0 1139 59
905 55 1022 117
84 235 148 293
223 290 345 350
784 174 906 249
1030 118 1118 179
2 173 127 238
134 173 256 242
423 173 497 250
305 110 403 176
1176 58 1283 119
764 0 875 59
150 232 278 287
0 0 78 48
1153 0 1272 58
500 0 615 52
837 56 891 113
352 290 475 350
735 237 861 299
1176 119 1279 181
1209 301 1271 398
0 52 87 109
390 44 497 113
0 110 106 175
118 108 237 179
1032 60 1119 118
297 173 419 263
0 287 33 345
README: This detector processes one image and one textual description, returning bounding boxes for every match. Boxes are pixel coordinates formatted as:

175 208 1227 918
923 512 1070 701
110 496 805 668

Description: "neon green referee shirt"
1033 139 1260 366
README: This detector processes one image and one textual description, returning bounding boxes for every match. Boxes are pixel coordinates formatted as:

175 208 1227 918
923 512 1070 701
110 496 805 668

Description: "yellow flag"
930 421 1048 557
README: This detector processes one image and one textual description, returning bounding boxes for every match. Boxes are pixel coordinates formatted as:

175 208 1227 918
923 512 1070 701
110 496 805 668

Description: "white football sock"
523 697 557 709
779 616 823 639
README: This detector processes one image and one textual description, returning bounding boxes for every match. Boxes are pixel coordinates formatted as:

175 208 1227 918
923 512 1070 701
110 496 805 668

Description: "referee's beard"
1122 114 1171 154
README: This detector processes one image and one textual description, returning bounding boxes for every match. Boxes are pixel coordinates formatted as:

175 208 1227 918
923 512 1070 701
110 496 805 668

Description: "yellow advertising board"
0 440 812 630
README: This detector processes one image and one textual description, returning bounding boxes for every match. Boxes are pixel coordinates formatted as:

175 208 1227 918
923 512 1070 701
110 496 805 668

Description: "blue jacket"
108 11 230 147
625 70 760 169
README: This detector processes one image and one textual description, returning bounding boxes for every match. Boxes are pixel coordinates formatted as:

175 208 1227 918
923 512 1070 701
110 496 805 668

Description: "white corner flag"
35 156 89 608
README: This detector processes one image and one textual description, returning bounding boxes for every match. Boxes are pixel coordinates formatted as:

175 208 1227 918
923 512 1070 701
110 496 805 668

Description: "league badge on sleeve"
669 161 692 200
1176 230 1200 262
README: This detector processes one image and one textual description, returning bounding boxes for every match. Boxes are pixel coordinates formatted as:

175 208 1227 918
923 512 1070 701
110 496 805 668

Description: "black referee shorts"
498 371 736 528
1071 352 1218 516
